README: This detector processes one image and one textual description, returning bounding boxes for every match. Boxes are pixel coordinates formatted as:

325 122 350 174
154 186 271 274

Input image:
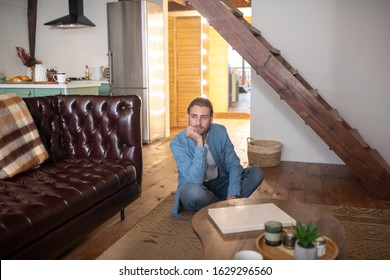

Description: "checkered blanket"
0 93 48 179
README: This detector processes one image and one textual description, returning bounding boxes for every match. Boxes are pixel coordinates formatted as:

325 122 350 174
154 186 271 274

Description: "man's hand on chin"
186 126 203 146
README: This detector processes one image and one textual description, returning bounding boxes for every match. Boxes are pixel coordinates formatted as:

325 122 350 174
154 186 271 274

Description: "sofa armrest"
57 95 143 186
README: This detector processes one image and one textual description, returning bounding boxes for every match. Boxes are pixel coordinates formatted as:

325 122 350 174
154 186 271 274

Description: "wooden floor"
61 118 390 260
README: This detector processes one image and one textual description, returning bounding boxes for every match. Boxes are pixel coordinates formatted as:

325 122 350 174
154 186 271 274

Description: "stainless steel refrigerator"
107 0 165 144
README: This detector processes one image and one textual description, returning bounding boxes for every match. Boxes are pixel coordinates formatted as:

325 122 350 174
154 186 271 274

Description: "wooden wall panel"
177 80 201 127
208 26 228 113
168 16 177 127
170 16 202 127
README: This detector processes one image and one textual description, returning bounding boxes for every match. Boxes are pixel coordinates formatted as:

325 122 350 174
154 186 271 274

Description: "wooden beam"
27 0 37 58
168 0 251 12
168 0 187 6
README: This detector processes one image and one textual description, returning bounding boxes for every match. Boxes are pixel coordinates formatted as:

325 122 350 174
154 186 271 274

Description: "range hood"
44 0 95 28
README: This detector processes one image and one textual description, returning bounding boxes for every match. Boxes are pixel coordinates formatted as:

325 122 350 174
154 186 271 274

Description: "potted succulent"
293 221 321 260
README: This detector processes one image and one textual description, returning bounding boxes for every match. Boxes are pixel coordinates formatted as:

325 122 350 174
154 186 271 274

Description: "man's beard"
194 125 209 136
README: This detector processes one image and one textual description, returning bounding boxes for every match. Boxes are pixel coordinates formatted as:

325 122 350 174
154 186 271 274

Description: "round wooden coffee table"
192 198 347 260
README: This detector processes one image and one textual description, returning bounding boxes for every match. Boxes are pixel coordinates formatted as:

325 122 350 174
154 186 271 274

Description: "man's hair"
187 97 214 116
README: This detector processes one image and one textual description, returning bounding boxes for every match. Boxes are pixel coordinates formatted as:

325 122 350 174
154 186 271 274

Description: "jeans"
179 166 264 212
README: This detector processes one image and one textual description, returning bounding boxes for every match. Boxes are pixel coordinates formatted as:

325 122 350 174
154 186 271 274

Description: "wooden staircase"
189 0 390 200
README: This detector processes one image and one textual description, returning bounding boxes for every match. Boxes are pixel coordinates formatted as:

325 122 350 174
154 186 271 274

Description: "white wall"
0 0 29 76
251 0 390 164
0 0 109 77
36 0 109 77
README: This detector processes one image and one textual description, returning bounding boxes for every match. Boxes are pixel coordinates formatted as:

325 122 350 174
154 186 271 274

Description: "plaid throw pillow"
0 93 48 179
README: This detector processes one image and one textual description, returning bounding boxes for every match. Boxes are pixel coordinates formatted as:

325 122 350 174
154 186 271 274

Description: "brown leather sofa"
0 95 143 259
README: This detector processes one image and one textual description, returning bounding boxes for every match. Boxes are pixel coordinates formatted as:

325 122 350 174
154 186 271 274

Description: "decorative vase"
294 241 317 260
34 64 46 82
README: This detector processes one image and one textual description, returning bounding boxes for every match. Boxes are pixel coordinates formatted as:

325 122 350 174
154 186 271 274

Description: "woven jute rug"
317 204 390 259
97 195 203 260
97 195 390 260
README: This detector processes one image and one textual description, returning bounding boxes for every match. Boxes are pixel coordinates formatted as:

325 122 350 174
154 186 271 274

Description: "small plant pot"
294 241 317 260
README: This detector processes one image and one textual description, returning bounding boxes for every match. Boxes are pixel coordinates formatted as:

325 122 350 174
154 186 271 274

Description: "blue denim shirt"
170 124 243 216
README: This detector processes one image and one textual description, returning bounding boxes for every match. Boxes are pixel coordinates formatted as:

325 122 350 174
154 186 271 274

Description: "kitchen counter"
0 81 104 97
0 81 101 88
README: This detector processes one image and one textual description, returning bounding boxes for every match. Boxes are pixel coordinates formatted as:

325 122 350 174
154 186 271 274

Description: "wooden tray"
32 81 61 84
4 80 32 84
4 81 62 84
255 234 339 260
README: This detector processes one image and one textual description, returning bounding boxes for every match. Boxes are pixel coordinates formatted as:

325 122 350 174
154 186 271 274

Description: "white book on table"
208 203 296 234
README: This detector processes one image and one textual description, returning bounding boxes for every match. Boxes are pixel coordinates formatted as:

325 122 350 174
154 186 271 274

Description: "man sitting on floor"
170 97 264 217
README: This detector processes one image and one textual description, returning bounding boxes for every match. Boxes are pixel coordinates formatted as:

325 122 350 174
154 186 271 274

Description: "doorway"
228 46 251 114
168 13 252 127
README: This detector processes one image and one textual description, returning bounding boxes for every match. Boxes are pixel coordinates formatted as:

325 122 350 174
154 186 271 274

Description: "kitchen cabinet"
68 87 97 95
33 88 64 96
0 81 100 97
98 82 110 96
5 87 35 97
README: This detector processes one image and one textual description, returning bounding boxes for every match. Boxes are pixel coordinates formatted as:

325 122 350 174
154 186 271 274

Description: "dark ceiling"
168 0 251 12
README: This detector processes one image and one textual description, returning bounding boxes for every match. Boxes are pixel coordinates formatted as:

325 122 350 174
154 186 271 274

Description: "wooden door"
169 16 202 127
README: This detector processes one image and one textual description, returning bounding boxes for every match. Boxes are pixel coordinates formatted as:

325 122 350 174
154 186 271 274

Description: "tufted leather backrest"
23 95 143 186
23 96 66 162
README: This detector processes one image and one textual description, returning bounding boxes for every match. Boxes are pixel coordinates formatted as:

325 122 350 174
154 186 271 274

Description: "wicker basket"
247 137 283 167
